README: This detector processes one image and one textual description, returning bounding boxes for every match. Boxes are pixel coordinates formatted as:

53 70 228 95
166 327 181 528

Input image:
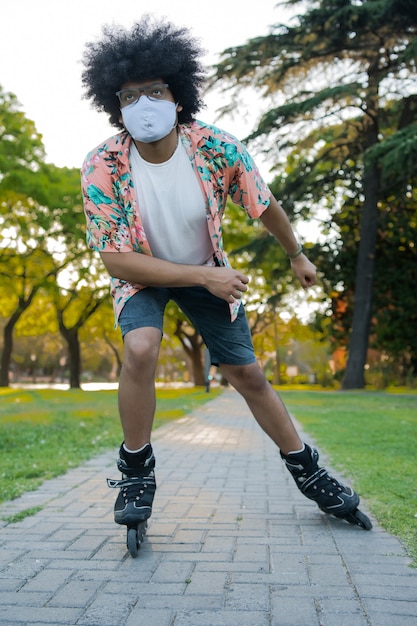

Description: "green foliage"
247 84 364 145
222 198 303 317
0 87 44 175
365 121 417 188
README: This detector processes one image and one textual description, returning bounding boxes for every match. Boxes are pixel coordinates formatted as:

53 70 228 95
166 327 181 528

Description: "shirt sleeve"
81 148 135 253
227 140 271 219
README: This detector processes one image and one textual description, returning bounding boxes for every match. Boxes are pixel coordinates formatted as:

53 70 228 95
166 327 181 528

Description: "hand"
290 253 317 289
203 267 249 303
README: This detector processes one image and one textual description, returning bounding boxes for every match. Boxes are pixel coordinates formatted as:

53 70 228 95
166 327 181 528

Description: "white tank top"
130 140 213 265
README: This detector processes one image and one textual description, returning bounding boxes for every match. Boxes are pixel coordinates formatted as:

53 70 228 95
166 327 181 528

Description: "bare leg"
118 327 161 450
219 362 302 455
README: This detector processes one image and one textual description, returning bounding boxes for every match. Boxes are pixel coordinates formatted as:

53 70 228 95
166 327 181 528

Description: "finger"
302 275 316 288
230 289 243 301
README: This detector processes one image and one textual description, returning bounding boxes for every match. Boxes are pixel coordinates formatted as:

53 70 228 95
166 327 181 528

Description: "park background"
1 0 417 565
1 0 416 391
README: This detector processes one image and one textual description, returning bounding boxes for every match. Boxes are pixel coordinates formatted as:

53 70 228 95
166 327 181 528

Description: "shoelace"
107 472 155 502
297 467 345 496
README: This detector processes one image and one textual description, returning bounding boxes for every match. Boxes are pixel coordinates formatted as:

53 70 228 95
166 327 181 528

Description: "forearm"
100 251 208 288
259 196 300 256
259 194 317 289
99 251 250 302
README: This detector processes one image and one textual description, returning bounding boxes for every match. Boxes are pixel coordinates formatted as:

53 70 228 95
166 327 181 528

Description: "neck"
133 128 178 164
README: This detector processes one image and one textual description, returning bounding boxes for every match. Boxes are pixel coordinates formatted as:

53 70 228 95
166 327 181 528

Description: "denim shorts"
118 286 256 366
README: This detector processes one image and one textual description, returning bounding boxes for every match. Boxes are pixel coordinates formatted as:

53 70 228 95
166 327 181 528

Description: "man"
81 17 368 533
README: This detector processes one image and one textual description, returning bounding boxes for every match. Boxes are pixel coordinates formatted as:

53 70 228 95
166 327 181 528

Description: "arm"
259 195 317 289
100 251 249 304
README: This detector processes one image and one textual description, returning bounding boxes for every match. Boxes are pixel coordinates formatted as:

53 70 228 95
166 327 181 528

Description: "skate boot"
281 444 372 530
107 443 156 556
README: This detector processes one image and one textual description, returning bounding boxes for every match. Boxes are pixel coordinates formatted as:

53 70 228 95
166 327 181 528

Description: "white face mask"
121 97 177 143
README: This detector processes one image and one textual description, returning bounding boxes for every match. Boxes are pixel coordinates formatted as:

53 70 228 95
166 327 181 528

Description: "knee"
123 329 161 374
222 363 269 396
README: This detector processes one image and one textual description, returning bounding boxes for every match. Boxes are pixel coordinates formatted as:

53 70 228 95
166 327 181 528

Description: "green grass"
0 386 220 506
278 389 417 566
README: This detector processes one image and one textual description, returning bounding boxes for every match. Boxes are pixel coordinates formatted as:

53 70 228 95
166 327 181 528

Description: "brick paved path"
0 389 416 625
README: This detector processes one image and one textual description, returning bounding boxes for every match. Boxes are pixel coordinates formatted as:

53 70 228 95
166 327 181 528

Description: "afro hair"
81 16 206 128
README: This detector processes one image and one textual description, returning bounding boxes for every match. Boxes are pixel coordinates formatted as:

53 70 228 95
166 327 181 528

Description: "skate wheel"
126 521 148 557
136 521 146 547
345 508 373 530
127 527 139 557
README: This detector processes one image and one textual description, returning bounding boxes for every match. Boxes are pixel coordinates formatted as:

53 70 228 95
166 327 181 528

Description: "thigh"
118 287 170 339
171 287 256 366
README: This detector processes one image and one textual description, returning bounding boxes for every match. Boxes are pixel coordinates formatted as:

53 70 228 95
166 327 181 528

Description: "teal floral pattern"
81 120 271 324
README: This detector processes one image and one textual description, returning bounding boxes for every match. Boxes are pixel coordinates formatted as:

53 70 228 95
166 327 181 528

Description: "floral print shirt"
81 119 271 324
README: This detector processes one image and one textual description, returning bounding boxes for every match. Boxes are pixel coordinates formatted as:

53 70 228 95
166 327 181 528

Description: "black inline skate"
281 444 372 530
107 443 156 556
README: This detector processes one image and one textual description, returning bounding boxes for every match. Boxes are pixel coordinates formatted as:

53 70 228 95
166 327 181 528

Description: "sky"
0 0 290 178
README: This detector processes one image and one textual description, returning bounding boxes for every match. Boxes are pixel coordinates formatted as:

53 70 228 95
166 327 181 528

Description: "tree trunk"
0 293 38 387
190 347 206 386
103 333 123 377
342 162 380 389
0 320 14 387
59 326 81 389
342 67 381 390
272 311 281 385
174 321 205 386
67 333 81 389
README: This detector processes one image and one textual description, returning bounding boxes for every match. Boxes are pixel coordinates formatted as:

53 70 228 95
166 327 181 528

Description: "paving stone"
125 608 174 626
174 609 270 626
0 606 82 623
47 579 102 607
225 582 270 611
19 568 71 593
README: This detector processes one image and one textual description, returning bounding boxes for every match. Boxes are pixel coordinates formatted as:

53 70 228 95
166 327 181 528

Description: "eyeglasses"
115 83 170 108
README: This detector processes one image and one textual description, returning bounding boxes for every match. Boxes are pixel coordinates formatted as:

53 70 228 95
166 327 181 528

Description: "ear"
176 103 183 113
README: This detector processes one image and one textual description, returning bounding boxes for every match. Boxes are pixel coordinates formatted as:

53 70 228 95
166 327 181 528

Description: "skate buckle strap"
107 477 134 489
106 475 155 489
297 467 330 493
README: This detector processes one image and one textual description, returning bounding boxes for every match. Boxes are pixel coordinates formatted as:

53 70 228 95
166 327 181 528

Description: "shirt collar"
103 122 202 163
102 131 132 165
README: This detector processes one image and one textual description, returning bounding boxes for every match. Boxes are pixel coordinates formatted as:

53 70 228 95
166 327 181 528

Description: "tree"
0 86 113 386
211 0 417 388
0 170 88 386
83 301 124 380
0 243 56 386
268 101 417 384
0 88 46 385
53 279 109 388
